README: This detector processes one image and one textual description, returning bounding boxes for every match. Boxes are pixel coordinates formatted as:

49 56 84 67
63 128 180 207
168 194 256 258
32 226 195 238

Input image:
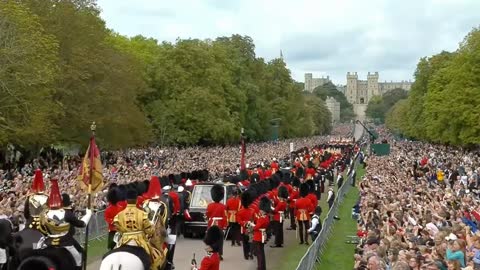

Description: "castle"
346 72 412 104
304 73 331 92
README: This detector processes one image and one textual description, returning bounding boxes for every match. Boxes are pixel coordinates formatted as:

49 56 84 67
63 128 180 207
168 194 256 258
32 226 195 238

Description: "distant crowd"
0 124 353 226
353 127 480 270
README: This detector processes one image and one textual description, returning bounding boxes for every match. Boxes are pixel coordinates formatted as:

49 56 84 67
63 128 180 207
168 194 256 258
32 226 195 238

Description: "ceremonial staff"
79 122 104 270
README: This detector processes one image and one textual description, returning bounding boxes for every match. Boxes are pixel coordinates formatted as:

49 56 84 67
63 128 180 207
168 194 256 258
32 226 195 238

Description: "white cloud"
96 0 480 84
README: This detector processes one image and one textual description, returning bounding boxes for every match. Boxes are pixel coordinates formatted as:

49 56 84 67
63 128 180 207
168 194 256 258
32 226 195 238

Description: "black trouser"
107 231 116 250
289 208 296 229
253 241 266 270
170 214 178 235
328 200 334 210
271 220 283 246
175 214 184 236
242 234 251 259
228 222 241 245
297 220 309 244
216 229 224 256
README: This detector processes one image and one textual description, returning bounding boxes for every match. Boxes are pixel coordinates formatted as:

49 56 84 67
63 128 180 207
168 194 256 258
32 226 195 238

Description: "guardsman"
205 184 226 260
271 185 288 248
24 169 48 233
226 188 241 246
191 226 222 270
236 190 254 260
104 186 126 250
295 183 314 245
286 178 300 231
61 193 90 256
251 196 271 270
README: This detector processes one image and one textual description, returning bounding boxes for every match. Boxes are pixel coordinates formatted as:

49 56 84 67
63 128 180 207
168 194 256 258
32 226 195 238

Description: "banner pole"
82 122 96 270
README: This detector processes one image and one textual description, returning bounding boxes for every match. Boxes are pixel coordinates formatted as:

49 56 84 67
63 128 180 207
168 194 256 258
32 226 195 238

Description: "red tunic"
198 252 220 270
306 193 318 214
206 202 227 229
236 207 254 234
104 201 127 232
270 162 279 172
273 200 287 222
169 191 181 214
226 196 241 223
264 169 272 179
253 214 270 242
289 189 299 209
295 197 314 221
305 168 316 178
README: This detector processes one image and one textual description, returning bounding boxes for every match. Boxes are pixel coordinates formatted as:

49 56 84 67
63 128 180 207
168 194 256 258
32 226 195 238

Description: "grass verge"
86 237 108 263
317 164 365 270
278 167 356 270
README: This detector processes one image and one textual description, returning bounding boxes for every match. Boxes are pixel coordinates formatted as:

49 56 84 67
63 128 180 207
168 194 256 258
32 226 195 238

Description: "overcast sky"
96 0 479 84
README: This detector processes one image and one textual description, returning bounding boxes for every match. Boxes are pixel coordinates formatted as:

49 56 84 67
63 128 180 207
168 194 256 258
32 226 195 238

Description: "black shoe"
236 242 242 246
244 256 249 260
305 242 309 245
299 242 304 245
220 256 224 261
231 242 235 246
249 255 254 260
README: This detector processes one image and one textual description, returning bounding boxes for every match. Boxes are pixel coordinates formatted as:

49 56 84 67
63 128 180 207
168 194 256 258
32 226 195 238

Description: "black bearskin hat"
259 196 272 213
306 180 315 194
241 190 253 208
143 180 150 192
61 193 72 207
299 183 309 198
107 187 120 205
108 183 118 191
136 181 147 195
204 225 223 252
278 185 289 199
271 175 280 189
126 189 138 201
117 185 127 201
210 184 224 203
292 177 301 188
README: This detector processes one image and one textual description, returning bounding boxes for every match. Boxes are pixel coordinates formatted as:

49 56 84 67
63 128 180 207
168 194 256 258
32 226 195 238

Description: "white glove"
81 208 93 226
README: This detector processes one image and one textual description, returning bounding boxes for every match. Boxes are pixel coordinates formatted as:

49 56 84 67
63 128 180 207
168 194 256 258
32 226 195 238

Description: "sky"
96 0 480 84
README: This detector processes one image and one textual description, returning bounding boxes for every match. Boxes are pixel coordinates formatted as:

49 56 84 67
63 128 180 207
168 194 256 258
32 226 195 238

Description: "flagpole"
82 121 96 270
240 128 246 171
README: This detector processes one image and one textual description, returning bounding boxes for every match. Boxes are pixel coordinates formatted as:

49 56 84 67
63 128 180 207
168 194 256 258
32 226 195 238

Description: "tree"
366 88 408 123
313 82 355 122
0 1 60 147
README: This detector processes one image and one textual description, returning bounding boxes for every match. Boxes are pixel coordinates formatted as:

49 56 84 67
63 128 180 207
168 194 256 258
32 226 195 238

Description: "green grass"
317 164 365 270
86 237 108 263
278 169 352 270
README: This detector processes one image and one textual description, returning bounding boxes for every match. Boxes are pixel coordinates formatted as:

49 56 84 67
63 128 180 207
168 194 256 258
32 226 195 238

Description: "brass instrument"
143 199 168 227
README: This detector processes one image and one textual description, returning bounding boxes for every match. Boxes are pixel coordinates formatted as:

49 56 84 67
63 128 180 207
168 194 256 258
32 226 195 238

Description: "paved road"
89 125 364 270
88 225 296 270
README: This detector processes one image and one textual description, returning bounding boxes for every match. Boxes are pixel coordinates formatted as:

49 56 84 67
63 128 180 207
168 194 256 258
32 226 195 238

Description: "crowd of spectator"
0 124 354 228
353 127 480 270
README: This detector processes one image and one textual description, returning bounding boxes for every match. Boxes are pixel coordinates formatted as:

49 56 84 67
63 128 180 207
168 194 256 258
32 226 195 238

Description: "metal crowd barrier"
74 209 108 245
295 150 361 270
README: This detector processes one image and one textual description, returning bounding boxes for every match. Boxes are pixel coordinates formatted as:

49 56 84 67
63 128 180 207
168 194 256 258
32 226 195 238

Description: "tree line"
0 0 333 150
365 88 408 124
386 27 480 146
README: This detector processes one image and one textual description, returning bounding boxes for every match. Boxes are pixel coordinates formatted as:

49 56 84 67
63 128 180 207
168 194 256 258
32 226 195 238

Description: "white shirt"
308 216 319 233
327 190 334 201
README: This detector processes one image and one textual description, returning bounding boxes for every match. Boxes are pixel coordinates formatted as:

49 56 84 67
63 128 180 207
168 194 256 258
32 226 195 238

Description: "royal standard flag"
78 136 104 193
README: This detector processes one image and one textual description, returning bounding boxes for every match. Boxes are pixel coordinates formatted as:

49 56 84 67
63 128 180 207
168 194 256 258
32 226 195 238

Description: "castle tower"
346 72 358 104
305 73 313 92
367 72 379 102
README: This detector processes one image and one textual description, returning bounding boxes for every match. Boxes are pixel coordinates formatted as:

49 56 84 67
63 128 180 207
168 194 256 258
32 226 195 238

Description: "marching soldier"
191 226 222 270
206 184 227 260
327 187 335 210
104 186 126 250
251 196 271 270
286 178 300 231
271 185 288 248
61 193 90 256
237 190 254 260
226 188 241 246
295 183 314 245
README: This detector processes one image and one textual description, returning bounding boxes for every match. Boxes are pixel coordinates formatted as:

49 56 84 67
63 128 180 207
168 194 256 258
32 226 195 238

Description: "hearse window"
190 185 214 208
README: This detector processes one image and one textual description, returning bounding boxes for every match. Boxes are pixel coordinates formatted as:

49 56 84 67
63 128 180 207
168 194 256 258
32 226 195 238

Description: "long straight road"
89 125 364 270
